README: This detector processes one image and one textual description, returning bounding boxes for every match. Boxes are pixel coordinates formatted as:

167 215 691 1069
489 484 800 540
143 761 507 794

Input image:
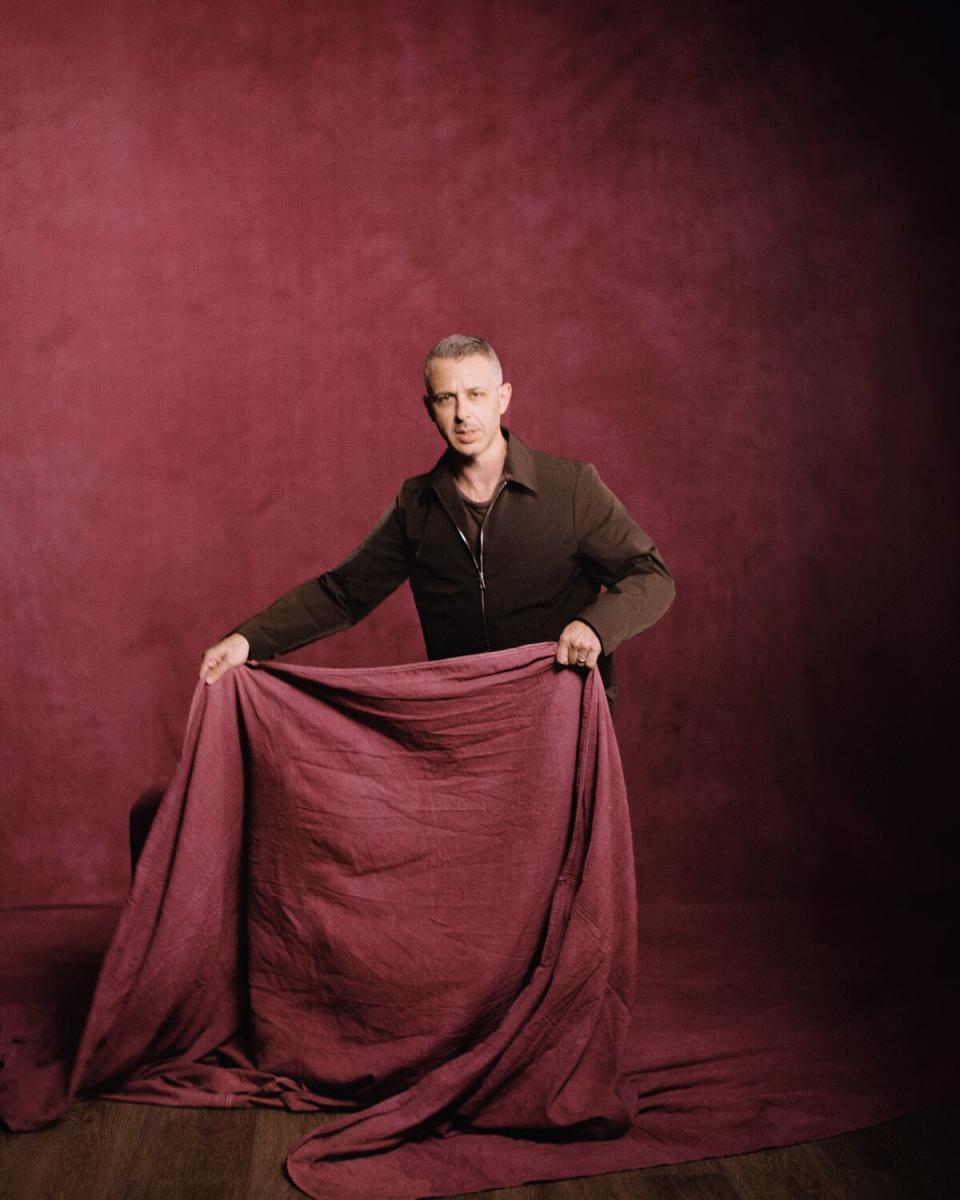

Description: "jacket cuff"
573 610 615 657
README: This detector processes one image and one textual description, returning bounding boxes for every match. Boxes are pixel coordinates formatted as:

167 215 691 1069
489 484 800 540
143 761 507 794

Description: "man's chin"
446 436 482 458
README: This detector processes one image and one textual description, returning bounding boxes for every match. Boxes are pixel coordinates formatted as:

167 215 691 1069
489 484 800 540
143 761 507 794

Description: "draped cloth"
1 644 638 1199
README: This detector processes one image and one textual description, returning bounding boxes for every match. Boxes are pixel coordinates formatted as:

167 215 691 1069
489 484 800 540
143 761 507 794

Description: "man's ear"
498 382 512 416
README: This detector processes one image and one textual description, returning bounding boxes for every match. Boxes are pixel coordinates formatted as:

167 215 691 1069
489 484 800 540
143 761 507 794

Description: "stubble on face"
424 354 511 463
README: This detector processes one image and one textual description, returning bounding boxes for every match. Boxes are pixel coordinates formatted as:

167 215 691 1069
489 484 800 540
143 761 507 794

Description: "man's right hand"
199 634 250 685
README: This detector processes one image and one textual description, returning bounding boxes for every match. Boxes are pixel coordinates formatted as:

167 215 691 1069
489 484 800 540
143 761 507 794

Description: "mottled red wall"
2 1 956 906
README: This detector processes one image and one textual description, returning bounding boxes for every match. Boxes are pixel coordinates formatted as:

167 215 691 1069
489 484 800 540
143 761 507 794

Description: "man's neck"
452 429 508 502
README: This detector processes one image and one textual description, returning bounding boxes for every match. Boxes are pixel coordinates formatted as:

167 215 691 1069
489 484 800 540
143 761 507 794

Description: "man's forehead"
427 354 500 390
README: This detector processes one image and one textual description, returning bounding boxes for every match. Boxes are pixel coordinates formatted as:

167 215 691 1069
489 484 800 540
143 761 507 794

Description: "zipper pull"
478 568 486 590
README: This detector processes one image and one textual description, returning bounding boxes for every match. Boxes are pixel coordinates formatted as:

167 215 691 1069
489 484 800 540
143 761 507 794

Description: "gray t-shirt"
456 488 498 559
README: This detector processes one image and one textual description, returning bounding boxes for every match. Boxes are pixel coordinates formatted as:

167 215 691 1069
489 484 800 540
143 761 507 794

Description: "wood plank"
245 1108 337 1199
1 1098 956 1200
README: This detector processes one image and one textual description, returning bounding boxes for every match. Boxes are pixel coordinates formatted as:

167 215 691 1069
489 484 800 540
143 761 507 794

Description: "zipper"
452 479 507 651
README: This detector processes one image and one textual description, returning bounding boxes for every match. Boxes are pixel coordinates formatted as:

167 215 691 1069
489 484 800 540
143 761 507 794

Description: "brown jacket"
226 429 675 703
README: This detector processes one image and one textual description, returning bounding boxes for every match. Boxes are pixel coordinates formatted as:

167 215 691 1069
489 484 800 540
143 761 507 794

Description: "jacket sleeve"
222 498 413 660
572 463 676 655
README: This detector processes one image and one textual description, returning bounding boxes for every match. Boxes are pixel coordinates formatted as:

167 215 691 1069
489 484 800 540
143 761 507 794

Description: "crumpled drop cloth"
1 643 638 1199
5 642 956 1198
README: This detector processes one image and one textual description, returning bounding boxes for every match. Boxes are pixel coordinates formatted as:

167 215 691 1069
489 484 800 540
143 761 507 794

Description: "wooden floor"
1 1096 956 1200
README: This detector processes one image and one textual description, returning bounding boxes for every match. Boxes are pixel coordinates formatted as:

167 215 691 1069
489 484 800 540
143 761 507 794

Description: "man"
200 335 675 708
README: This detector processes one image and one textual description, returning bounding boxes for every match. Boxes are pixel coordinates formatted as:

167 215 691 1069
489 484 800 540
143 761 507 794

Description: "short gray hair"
424 334 502 393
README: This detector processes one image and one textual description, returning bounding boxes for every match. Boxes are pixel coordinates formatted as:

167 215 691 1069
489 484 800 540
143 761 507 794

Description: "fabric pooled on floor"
0 643 638 1199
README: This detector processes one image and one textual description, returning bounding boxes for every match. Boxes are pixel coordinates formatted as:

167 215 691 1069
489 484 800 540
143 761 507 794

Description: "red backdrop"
2 1 956 911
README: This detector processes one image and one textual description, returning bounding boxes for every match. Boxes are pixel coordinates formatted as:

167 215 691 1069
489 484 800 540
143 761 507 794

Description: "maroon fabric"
0 4 957 1191
1 645 643 1198
2 643 956 1196
2 1 956 922
3 898 956 1198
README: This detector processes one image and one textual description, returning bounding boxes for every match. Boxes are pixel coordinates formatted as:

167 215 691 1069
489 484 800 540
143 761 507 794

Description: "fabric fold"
0 643 638 1199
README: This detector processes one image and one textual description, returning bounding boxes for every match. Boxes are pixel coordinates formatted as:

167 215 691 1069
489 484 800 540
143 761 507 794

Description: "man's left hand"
555 620 602 669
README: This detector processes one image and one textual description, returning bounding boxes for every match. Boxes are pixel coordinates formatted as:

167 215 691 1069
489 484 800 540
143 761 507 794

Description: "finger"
571 641 595 668
201 654 223 684
555 638 569 665
585 644 601 669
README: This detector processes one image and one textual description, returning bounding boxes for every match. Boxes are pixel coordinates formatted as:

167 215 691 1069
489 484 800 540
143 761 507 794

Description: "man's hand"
199 634 250 685
555 620 602 669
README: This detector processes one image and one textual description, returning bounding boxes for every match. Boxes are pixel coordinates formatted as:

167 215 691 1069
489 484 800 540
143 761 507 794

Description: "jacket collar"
426 427 539 498
501 428 539 493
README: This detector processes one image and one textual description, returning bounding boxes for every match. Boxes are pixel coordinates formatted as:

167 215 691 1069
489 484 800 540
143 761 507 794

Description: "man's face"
424 355 512 461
